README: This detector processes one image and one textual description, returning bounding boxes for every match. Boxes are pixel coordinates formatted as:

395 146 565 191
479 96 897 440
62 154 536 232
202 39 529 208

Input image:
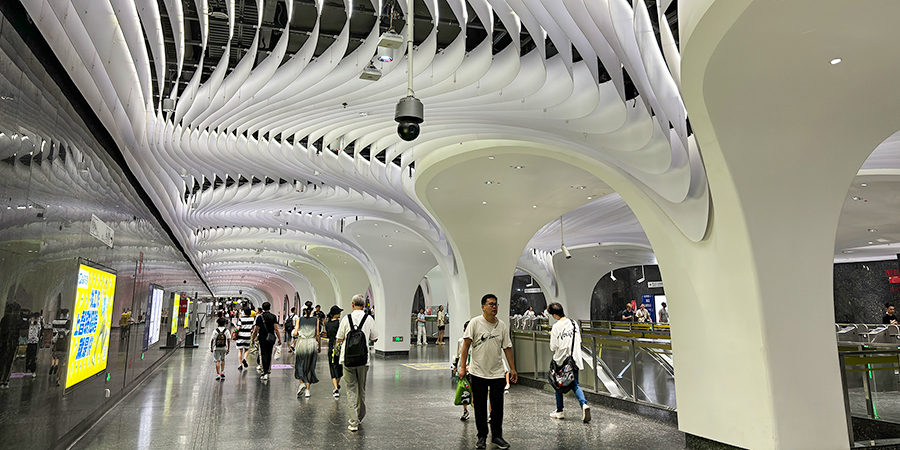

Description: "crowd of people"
212 294 596 450
619 301 668 324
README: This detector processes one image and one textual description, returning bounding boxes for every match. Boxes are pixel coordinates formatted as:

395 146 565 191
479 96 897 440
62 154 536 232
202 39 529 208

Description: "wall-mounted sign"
393 336 404 342
647 281 664 289
66 264 116 389
523 287 542 294
89 214 114 248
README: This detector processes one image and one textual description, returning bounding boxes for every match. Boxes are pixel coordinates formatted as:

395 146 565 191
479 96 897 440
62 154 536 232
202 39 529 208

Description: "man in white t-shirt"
458 294 517 450
336 294 378 432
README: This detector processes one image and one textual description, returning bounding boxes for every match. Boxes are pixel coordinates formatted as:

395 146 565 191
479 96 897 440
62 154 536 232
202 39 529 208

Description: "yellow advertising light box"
66 264 116 389
171 294 180 335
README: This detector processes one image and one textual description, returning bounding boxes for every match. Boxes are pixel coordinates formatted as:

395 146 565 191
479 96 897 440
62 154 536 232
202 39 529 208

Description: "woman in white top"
547 302 591 423
437 306 447 345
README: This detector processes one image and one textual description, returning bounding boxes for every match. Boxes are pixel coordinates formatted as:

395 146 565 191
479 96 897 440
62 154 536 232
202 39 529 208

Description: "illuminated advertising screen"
144 285 163 351
66 264 116 389
171 294 180 335
184 298 190 329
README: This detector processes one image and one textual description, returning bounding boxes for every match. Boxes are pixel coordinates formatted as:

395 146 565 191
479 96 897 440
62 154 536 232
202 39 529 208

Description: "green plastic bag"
454 377 473 406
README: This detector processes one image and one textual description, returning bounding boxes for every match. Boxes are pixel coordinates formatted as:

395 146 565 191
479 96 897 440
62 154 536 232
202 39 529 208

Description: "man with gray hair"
336 294 378 431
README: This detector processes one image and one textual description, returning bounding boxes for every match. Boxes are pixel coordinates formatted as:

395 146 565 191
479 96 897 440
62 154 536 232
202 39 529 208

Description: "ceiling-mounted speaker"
359 63 382 81
378 30 404 49
162 98 176 112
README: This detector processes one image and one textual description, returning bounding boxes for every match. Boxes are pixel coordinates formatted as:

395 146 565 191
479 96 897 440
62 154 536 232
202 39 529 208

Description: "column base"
374 349 409 358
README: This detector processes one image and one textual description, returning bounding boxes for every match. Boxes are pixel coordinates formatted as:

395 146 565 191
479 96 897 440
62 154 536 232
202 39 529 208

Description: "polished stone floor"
71 339 688 450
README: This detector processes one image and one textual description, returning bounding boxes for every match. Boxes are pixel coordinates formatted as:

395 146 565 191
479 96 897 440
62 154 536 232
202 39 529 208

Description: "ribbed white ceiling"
19 0 896 300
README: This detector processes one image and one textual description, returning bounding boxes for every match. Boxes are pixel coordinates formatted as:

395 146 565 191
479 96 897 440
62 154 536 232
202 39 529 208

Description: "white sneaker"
550 411 565 420
304 390 311 398
260 374 268 381
582 404 591 423
333 390 340 398
297 384 306 396
348 424 358 432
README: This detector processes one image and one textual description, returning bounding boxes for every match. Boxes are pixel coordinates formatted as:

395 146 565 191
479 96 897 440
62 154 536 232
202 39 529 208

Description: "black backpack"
214 329 227 348
284 314 295 332
344 313 369 367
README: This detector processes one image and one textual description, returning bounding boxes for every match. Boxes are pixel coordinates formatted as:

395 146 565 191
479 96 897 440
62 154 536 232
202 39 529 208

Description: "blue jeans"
555 378 587 412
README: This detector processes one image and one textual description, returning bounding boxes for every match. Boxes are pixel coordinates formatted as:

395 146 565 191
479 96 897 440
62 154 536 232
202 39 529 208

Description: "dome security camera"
395 96 424 141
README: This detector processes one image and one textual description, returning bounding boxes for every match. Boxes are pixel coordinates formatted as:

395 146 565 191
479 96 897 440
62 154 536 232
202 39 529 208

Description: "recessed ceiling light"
868 241 874 245
573 186 586 190
861 183 867 187
422 250 426 253
358 112 368 117
830 58 842 65
532 205 537 208
488 156 495 160
512 165 524 169
592 255 597 258
382 234 389 238
395 229 399 232
869 228 877 232
482 201 487 204
433 187 439 190
586 196 593 200
485 181 493 185
389 244 392 247
852 196 863 201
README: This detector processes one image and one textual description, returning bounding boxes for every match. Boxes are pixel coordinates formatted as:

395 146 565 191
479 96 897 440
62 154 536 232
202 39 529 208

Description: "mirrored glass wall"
0 14 210 449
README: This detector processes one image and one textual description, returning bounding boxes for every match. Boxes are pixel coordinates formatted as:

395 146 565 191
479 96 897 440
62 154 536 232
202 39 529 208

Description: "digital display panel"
144 285 163 350
183 298 190 329
171 294 180 335
66 264 116 389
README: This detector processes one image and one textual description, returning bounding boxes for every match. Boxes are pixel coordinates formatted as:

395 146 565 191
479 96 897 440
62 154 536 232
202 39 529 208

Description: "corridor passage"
71 337 686 450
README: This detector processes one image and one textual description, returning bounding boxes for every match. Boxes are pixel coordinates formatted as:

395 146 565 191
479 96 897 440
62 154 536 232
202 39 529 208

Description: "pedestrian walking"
454 320 472 421
211 317 230 381
294 301 320 397
457 294 517 450
284 307 297 352
251 302 282 381
324 305 344 398
547 302 590 423
437 305 447 345
235 307 253 371
416 307 427 346
336 294 378 431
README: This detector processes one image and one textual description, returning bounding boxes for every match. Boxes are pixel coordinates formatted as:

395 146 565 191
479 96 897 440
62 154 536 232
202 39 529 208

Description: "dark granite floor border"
515 375 678 427
50 339 184 450
684 434 748 450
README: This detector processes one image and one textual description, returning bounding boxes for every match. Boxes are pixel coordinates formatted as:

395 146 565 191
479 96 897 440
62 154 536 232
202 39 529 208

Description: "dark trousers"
260 341 274 374
0 347 14 383
25 343 38 373
470 374 506 439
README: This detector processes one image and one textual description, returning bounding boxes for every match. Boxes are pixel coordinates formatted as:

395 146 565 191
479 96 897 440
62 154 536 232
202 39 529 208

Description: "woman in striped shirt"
235 307 254 371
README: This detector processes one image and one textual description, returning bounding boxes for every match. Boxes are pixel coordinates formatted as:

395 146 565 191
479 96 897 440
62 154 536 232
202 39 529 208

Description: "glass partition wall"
0 14 208 449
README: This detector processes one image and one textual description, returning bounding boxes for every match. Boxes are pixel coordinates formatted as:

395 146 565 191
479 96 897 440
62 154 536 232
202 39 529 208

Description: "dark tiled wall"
834 259 900 323
591 265 664 321
509 274 547 316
